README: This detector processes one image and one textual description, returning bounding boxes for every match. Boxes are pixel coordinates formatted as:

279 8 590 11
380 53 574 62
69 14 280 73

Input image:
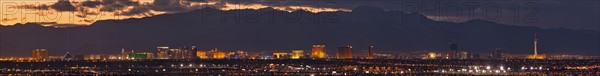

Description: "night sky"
0 0 598 57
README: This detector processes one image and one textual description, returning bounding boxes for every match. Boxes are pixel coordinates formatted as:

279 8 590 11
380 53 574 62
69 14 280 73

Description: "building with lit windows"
458 51 469 59
196 51 207 59
337 45 353 59
32 49 48 59
169 49 185 59
128 53 148 59
121 49 129 59
186 46 197 59
209 48 226 59
291 50 304 59
449 43 460 59
157 46 169 59
272 52 289 59
311 44 326 58
137 52 154 59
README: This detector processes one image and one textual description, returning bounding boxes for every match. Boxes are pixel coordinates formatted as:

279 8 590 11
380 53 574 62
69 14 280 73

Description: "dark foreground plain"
0 59 598 75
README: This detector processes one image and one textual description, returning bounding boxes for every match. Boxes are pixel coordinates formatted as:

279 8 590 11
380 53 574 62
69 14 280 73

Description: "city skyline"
1 32 595 58
0 34 596 57
0 42 563 58
8 44 598 60
6 34 594 60
0 0 598 75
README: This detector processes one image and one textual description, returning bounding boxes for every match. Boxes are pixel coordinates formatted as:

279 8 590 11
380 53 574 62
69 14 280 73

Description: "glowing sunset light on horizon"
0 0 350 27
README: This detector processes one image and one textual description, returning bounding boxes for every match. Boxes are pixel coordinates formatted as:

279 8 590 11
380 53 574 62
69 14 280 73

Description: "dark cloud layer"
51 0 77 11
6 0 598 30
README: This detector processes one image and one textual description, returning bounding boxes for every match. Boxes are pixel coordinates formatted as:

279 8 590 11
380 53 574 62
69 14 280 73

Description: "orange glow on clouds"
0 0 349 27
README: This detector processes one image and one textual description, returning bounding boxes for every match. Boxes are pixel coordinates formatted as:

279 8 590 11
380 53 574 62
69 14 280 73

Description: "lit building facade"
458 51 469 59
425 52 438 59
121 49 129 59
169 49 184 59
367 45 374 59
32 49 48 59
137 52 154 59
85 54 102 60
212 51 226 59
235 50 249 59
272 52 289 59
337 45 353 59
311 44 326 58
128 53 148 59
196 51 207 59
210 48 226 59
449 43 460 59
291 50 304 59
187 46 197 59
157 46 169 59
179 46 196 59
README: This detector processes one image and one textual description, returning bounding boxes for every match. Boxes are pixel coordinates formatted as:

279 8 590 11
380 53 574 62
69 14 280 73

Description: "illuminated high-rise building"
157 46 169 59
32 49 48 59
121 49 129 59
367 45 374 59
337 45 353 59
169 49 184 59
196 51 207 59
291 50 304 59
449 43 460 59
210 48 226 59
534 33 538 57
311 44 326 58
458 51 469 59
190 46 197 59
181 46 197 59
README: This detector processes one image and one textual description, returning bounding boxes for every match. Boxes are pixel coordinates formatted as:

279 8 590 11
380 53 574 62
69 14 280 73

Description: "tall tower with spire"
528 33 545 59
367 45 374 59
533 33 538 58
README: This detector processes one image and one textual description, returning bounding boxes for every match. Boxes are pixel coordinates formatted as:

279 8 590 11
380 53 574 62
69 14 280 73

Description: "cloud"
51 0 77 11
80 1 102 8
9 0 352 16
115 6 156 16
1 0 352 27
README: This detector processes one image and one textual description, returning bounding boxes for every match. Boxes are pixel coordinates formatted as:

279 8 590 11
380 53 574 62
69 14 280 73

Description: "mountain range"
1 6 598 57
